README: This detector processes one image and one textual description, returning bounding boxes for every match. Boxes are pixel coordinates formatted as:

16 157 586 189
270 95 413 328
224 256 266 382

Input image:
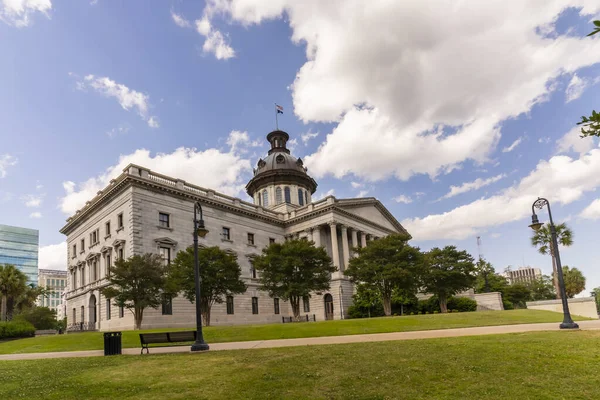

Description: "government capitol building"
61 129 408 331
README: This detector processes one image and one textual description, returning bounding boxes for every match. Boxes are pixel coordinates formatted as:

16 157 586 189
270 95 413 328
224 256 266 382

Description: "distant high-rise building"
37 269 68 319
502 266 542 285
0 224 39 285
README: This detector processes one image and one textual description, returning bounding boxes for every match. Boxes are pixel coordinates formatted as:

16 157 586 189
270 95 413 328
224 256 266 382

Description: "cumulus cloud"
199 1 600 182
580 198 600 220
0 0 51 27
557 125 597 155
171 10 191 28
314 188 335 201
394 195 413 204
226 130 262 154
76 75 159 128
22 194 43 207
29 211 41 219
403 148 600 240
565 73 589 103
106 124 131 139
60 131 254 215
502 137 523 153
202 30 235 60
301 131 319 145
351 182 364 189
39 242 67 270
0 154 17 178
439 174 506 200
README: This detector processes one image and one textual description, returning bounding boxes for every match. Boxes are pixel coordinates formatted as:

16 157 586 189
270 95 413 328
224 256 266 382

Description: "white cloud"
403 147 600 240
314 188 335 201
351 181 364 189
106 124 131 139
202 30 235 60
202 1 600 182
29 211 41 219
60 131 253 215
39 242 67 270
195 16 210 35
557 125 596 156
565 73 588 103
22 194 43 207
394 195 413 204
357 190 369 198
35 183 43 190
0 154 17 178
171 10 191 28
0 0 51 27
502 137 523 153
580 198 600 220
439 174 505 200
301 131 319 145
287 138 298 152
226 130 262 154
490 233 502 238
76 75 159 128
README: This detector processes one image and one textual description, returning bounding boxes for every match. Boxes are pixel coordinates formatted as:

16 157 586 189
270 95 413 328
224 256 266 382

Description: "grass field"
2 330 600 399
0 310 588 355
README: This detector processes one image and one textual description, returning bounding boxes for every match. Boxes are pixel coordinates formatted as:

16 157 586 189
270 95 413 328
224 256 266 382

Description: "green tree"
101 254 170 330
524 275 556 301
562 266 586 298
347 283 384 319
252 239 335 321
0 264 28 321
422 246 476 313
591 287 600 313
16 306 57 330
576 21 600 137
502 284 531 309
530 222 573 299
169 246 246 326
474 259 498 293
346 234 423 316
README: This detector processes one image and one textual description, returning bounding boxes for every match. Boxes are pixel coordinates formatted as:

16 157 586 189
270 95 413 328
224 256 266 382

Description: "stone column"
341 225 350 272
329 222 340 270
351 228 358 255
306 228 313 243
313 226 321 247
361 232 367 248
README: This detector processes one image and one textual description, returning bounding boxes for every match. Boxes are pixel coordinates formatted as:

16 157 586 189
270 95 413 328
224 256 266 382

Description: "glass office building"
0 224 39 285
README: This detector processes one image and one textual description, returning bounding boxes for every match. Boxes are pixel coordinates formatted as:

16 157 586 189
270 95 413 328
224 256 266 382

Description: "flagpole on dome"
275 103 283 130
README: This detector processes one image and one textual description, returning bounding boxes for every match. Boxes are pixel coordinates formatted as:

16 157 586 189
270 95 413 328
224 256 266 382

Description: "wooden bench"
139 331 197 354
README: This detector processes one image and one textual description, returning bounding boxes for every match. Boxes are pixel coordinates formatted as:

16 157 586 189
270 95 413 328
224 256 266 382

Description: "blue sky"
1 1 600 293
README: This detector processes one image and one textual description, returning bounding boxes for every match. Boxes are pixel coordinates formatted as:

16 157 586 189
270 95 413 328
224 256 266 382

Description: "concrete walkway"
2 320 600 361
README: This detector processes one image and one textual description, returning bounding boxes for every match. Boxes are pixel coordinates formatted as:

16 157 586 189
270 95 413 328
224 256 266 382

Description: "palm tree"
0 264 28 321
530 222 573 299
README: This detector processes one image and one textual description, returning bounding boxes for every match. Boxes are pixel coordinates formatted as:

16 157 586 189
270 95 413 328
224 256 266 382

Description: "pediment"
154 237 178 247
85 252 100 261
112 239 126 248
334 199 407 234
100 246 112 253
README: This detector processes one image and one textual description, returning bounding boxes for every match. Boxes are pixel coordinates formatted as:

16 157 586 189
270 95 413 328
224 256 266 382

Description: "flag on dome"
276 104 284 114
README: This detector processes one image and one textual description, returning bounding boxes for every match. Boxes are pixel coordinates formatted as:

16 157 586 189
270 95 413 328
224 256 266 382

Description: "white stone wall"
526 297 598 319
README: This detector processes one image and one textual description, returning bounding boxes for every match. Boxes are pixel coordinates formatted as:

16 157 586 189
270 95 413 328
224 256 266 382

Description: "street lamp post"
528 197 579 329
191 201 210 351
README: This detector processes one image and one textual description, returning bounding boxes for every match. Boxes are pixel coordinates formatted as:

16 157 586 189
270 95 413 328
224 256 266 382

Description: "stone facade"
60 131 408 331
526 297 598 319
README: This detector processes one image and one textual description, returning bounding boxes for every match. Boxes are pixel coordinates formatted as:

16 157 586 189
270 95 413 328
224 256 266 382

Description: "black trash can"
103 332 122 356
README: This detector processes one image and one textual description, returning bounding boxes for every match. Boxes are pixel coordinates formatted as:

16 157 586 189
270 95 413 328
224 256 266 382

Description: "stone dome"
246 130 318 207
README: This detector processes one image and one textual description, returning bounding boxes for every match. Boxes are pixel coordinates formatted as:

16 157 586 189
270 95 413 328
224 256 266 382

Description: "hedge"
0 320 36 339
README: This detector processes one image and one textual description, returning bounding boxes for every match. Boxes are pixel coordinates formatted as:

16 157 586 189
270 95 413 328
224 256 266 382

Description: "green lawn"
0 309 589 355
2 330 600 399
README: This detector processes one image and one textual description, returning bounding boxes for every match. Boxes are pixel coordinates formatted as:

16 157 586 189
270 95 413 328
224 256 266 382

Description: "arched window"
275 187 283 204
262 190 269 207
284 187 291 203
305 190 309 204
298 188 304 206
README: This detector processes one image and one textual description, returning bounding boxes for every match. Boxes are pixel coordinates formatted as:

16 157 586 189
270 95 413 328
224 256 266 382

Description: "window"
251 266 257 279
274 298 280 315
80 238 85 252
106 254 111 276
117 213 123 229
284 186 291 203
92 230 97 244
72 308 76 323
159 247 171 265
72 244 76 258
159 212 170 228
305 191 308 205
252 297 259 314
262 190 269 207
106 299 111 320
81 267 85 286
247 233 255 245
92 261 97 281
222 227 231 241
161 294 173 315
303 296 310 312
298 188 304 206
73 270 77 289
269 238 275 244
226 296 234 315
105 221 111 236
118 248 124 260
119 306 124 318
275 187 283 204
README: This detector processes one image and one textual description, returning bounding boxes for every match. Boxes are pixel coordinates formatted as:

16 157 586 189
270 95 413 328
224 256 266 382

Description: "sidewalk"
2 320 600 361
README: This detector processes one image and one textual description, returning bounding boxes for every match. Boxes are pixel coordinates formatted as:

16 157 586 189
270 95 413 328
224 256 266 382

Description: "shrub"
503 299 514 310
410 312 415 315
451 309 458 313
0 320 35 339
433 310 439 314
447 297 477 312
16 307 57 330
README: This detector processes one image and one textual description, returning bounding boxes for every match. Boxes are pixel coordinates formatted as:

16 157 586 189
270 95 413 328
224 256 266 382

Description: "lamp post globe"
191 201 210 351
529 198 578 330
